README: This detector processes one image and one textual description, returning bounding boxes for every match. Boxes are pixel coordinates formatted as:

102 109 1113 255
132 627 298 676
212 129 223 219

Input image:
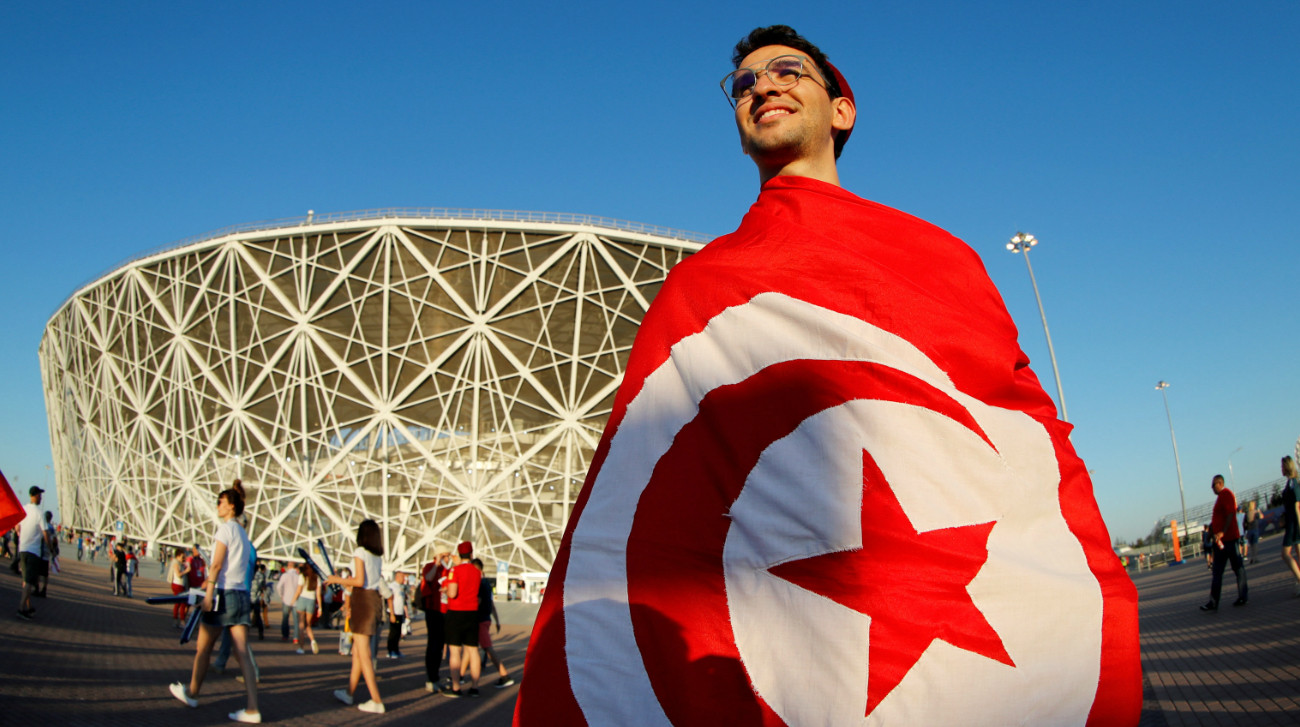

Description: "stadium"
39 209 705 581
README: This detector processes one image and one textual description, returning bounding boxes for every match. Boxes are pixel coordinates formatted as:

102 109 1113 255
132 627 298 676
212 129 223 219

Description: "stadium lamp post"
1228 446 1242 487
1006 232 1068 423
1155 381 1188 534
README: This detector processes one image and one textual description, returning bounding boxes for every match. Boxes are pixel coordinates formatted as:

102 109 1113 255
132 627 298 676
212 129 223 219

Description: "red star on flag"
769 448 1015 717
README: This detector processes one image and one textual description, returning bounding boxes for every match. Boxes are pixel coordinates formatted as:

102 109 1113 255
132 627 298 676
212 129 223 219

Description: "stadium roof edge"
43 208 714 333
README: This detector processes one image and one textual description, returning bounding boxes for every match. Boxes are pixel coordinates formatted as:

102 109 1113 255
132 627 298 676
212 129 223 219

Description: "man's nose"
751 70 782 97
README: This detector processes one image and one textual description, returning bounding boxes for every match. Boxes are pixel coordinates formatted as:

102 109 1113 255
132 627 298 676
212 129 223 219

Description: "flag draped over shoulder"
514 176 1140 726
0 469 24 533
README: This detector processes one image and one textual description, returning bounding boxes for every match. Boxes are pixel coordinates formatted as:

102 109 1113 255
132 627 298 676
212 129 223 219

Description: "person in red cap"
512 24 1140 726
440 540 482 697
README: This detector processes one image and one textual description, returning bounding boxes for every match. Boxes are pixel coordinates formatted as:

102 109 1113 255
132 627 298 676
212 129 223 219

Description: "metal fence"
1150 477 1286 540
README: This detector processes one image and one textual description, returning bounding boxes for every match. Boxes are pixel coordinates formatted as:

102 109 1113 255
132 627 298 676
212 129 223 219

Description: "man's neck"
757 156 840 187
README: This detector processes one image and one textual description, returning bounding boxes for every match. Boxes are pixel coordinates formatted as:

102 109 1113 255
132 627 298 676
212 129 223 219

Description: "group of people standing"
418 542 514 698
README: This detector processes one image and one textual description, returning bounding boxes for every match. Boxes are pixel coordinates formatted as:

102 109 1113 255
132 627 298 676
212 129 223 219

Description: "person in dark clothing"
420 552 449 692
113 542 128 596
1200 474 1248 611
471 558 513 688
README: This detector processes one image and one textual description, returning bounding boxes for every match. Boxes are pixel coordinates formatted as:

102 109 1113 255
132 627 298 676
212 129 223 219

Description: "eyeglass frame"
719 54 830 109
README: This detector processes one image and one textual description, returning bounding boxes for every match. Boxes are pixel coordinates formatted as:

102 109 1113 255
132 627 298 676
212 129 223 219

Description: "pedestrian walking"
1280 456 1300 595
168 550 191 627
385 572 407 659
15 487 51 620
1200 474 1248 611
1240 500 1261 563
324 519 385 714
166 480 261 723
276 562 301 643
470 558 513 688
292 562 321 655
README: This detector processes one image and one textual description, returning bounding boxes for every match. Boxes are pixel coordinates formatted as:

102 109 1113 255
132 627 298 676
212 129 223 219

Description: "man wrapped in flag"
514 24 1140 726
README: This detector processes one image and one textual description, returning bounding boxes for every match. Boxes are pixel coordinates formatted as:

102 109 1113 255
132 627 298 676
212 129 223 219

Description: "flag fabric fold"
514 176 1140 726
0 469 24 534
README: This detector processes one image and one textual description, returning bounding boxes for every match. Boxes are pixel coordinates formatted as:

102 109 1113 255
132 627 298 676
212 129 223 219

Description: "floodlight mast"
1155 380 1188 534
1006 232 1068 423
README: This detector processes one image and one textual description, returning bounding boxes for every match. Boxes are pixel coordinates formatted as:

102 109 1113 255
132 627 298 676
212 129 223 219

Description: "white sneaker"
333 689 354 706
169 682 197 708
425 681 435 692
228 709 262 724
296 648 305 654
358 700 386 714
311 639 319 654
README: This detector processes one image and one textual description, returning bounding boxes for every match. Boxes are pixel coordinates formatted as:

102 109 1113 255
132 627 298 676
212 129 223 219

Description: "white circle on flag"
563 293 1103 726
726 392 1100 725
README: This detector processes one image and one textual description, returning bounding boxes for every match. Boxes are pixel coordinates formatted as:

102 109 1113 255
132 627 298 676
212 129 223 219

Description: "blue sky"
2 2 1296 543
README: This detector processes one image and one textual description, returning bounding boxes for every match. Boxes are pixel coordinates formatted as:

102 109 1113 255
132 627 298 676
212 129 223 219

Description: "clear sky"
2 2 1296 544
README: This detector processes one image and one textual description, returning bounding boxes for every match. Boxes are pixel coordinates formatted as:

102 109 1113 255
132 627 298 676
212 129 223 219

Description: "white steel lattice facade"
40 210 704 575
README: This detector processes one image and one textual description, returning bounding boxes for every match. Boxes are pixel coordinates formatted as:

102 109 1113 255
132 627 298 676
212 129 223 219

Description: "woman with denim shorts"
168 480 262 723
292 562 322 654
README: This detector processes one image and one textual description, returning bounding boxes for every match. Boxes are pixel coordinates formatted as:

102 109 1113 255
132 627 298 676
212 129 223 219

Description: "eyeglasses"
719 54 826 109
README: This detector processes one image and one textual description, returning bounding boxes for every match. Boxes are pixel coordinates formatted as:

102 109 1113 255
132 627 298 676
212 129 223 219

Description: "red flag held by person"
514 176 1140 725
0 469 24 533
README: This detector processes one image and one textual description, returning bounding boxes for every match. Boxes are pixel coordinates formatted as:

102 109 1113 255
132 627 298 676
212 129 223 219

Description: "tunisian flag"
0 469 24 533
514 176 1140 726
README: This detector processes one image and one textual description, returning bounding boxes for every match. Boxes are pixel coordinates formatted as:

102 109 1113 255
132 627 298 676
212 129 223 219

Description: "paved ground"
1136 532 1300 725
2 537 1298 725
0 555 528 725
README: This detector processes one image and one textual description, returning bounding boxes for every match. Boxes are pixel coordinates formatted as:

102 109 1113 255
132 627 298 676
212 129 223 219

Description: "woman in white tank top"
325 519 386 714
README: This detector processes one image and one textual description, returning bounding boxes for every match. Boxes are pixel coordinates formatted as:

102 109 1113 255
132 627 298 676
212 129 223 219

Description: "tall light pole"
1228 446 1243 487
1155 380 1188 533
1007 232 1068 422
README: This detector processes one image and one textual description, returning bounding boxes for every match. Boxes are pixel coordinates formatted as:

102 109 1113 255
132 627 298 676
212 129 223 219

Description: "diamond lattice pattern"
40 220 698 575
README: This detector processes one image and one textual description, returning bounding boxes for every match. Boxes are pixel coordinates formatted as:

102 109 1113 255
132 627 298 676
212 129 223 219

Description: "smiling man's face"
733 44 839 174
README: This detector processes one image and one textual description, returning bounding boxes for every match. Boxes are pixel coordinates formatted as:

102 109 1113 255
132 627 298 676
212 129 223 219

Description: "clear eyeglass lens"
768 57 803 83
729 69 757 100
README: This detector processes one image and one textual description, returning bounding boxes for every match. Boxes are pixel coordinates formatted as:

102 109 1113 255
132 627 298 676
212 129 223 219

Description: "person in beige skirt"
325 519 385 714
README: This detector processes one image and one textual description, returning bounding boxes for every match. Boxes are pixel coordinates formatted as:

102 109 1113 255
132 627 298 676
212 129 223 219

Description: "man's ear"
831 95 856 135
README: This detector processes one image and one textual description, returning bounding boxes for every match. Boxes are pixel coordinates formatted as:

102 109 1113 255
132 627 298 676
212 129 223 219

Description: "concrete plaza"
2 539 1298 725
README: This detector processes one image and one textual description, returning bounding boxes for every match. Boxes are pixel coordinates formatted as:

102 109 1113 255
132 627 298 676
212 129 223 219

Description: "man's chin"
743 137 800 167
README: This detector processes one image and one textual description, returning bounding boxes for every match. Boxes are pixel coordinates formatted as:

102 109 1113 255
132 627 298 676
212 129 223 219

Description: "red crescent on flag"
625 359 995 724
